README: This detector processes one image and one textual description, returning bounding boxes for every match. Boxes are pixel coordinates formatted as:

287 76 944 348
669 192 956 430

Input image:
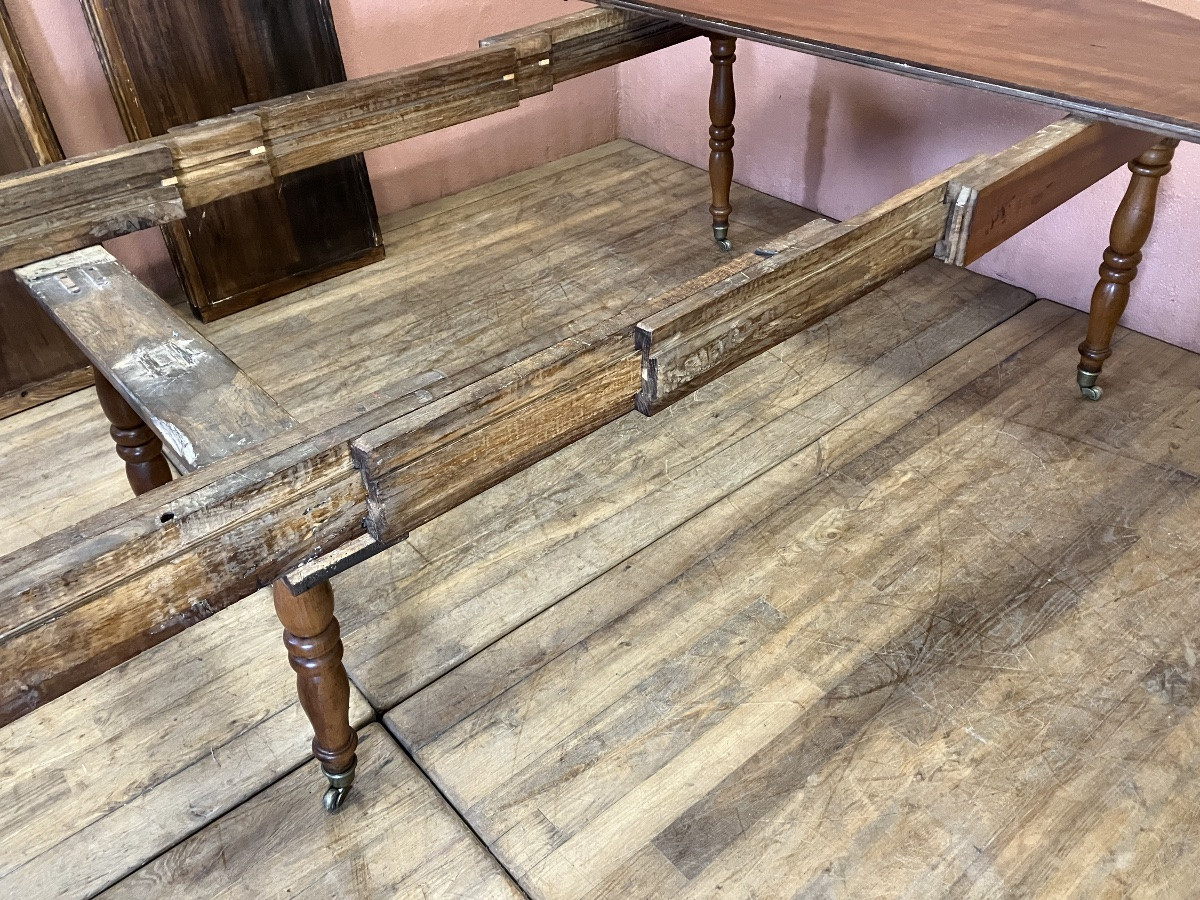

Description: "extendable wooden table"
1 2 1196 811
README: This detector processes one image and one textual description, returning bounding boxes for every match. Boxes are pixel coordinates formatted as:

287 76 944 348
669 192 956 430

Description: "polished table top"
599 0 1200 142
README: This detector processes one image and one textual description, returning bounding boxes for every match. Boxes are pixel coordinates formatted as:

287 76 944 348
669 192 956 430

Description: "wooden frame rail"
0 113 1154 727
0 8 697 273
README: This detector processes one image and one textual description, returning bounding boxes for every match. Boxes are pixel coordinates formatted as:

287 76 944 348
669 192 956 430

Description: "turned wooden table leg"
94 372 172 495
708 34 736 251
1077 138 1178 400
273 579 358 812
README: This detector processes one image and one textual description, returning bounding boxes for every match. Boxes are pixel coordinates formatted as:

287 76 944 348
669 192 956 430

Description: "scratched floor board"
384 306 1200 900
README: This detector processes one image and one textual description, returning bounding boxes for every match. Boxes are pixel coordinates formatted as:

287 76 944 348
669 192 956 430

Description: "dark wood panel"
81 0 383 321
0 0 89 417
600 0 1200 141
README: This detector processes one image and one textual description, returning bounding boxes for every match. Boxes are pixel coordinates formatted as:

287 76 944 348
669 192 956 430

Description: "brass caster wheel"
713 223 731 251
321 764 355 813
1080 385 1103 401
716 238 733 252
1077 368 1102 402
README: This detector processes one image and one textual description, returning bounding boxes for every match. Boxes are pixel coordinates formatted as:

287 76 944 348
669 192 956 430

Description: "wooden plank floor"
4 141 1200 898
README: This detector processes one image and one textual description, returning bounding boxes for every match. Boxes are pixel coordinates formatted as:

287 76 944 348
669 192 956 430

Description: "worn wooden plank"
938 115 1161 266
251 47 520 177
0 141 183 272
353 329 643 544
635 156 984 412
100 725 523 899
164 114 272 208
0 587 373 900
16 247 297 472
483 8 697 98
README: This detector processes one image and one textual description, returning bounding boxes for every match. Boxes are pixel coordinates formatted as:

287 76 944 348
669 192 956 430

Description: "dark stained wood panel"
80 0 383 321
600 0 1200 141
0 0 89 418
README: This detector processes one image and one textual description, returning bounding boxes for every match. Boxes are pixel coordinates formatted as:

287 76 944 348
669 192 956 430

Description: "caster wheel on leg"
1077 368 1103 402
713 224 732 252
716 238 733 251
321 763 355 812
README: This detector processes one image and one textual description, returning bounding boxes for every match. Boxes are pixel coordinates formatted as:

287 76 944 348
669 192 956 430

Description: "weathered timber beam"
937 115 1160 266
352 328 643 544
0 317 620 724
482 8 698 99
0 9 689 272
16 248 297 472
0 142 183 271
635 155 985 413
249 47 521 178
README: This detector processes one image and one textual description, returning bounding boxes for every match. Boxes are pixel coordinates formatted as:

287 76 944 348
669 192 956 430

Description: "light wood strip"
938 115 1161 266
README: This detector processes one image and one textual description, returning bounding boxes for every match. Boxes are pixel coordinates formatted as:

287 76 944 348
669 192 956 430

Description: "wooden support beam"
0 142 183 271
353 328 643 544
16 247 296 472
250 47 521 177
164 113 274 208
635 156 984 413
482 9 698 98
0 9 691 271
937 115 1160 266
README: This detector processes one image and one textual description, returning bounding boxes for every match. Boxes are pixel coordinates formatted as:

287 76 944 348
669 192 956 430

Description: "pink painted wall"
620 39 1200 352
5 0 615 301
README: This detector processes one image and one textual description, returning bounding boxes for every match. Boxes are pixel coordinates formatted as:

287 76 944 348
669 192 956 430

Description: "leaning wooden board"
0 0 89 418
79 0 384 321
598 0 1200 141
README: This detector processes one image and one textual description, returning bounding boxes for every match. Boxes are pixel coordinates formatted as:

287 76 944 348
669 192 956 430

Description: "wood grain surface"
599 0 1200 141
387 301 1200 898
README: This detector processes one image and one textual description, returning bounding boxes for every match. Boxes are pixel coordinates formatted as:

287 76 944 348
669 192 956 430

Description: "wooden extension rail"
0 112 1157 727
0 8 696 273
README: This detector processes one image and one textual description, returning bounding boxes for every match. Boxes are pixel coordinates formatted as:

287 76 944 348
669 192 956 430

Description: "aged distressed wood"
599 0 1200 142
0 587 373 900
636 155 984 412
79 0 384 321
1077 139 1179 397
353 330 643 544
938 115 1162 267
482 8 697 99
0 0 90 416
251 47 520 177
387 303 1200 899
100 726 523 899
0 142 183 272
16 247 297 472
164 114 273 208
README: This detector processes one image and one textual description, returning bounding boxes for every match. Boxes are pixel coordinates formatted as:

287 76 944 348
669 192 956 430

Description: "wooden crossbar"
0 9 695 274
0 115 1145 726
